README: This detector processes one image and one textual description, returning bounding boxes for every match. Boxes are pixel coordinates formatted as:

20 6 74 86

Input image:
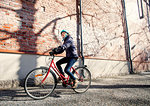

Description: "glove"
52 46 64 54
49 51 54 56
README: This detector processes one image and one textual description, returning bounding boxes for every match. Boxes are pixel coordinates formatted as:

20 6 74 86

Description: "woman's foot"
72 79 78 88
57 77 65 83
57 77 62 83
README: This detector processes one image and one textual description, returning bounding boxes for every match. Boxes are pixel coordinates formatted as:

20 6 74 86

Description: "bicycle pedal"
62 82 68 88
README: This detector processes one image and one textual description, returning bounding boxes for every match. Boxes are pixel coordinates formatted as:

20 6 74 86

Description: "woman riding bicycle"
52 30 78 88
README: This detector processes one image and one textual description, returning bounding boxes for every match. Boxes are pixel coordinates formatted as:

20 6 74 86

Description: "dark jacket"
61 36 78 57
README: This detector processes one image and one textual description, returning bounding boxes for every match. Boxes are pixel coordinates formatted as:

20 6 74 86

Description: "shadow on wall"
0 0 131 84
131 0 150 71
17 0 37 85
0 0 38 85
0 0 80 85
132 49 150 72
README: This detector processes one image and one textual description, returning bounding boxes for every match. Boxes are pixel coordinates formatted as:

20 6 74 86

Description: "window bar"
145 0 150 31
137 0 144 19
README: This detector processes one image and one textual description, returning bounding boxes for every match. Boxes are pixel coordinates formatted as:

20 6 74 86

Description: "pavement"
0 72 150 106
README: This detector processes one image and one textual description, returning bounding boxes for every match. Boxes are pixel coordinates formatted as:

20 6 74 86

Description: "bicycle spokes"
24 67 56 100
73 67 91 93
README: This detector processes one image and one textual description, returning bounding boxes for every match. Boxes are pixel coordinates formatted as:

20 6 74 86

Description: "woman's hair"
61 30 70 36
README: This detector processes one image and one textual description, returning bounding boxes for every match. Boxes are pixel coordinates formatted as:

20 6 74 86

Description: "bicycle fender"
40 66 49 70
74 65 87 68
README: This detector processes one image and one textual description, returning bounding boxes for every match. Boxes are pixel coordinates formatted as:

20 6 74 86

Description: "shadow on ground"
0 83 150 101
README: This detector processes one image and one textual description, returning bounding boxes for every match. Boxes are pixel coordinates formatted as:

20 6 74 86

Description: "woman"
53 30 78 88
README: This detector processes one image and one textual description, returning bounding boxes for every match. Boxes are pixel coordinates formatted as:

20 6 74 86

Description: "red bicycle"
24 51 91 100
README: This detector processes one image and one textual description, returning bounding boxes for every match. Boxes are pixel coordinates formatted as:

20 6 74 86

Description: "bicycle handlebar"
49 51 54 56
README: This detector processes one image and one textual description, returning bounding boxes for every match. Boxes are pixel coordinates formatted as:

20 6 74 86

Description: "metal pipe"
146 0 150 31
122 0 134 74
79 0 84 65
137 0 144 19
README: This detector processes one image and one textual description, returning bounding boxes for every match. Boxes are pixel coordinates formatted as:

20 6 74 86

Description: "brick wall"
0 0 149 71
81 0 125 61
0 0 77 55
0 0 126 59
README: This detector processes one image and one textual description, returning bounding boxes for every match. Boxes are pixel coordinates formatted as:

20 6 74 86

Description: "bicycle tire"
72 67 91 93
24 67 57 100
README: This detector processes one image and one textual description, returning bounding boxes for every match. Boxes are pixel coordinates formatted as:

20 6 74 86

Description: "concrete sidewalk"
0 73 150 106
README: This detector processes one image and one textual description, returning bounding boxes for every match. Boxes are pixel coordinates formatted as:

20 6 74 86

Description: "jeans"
56 57 77 80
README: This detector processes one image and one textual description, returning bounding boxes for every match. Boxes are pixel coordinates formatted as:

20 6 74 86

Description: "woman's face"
61 32 66 38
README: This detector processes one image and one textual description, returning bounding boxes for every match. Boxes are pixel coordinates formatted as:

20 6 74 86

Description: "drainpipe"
79 0 84 66
77 0 84 66
122 0 134 74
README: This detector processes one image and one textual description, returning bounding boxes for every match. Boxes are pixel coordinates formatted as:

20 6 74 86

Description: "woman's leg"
56 57 69 76
64 58 77 80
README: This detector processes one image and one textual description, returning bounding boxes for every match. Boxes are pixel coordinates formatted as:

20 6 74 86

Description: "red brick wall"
1 0 150 72
0 0 77 55
0 0 39 54
5 0 148 64
0 0 126 60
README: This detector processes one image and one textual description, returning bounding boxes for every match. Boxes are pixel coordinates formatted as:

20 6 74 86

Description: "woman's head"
61 30 69 39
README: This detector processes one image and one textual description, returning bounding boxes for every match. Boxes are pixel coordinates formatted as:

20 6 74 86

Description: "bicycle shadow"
0 89 58 101
0 86 76 101
1 83 149 101
52 84 78 98
0 88 31 101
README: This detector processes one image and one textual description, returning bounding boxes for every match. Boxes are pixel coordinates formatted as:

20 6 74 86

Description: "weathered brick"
0 0 149 72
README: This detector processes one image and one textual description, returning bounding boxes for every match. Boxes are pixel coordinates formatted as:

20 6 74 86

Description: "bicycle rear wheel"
73 67 91 93
24 67 57 100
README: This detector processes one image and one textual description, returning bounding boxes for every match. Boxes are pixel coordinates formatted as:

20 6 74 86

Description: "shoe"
57 77 62 83
72 79 78 88
57 77 65 83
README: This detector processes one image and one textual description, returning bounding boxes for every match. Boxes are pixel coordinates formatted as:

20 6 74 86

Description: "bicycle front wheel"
73 67 91 93
24 67 57 100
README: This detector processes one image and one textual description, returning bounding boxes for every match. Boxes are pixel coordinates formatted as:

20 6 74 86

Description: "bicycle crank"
62 82 68 88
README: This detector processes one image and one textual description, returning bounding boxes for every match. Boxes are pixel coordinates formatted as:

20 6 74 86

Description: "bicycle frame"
41 56 78 85
24 54 91 100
